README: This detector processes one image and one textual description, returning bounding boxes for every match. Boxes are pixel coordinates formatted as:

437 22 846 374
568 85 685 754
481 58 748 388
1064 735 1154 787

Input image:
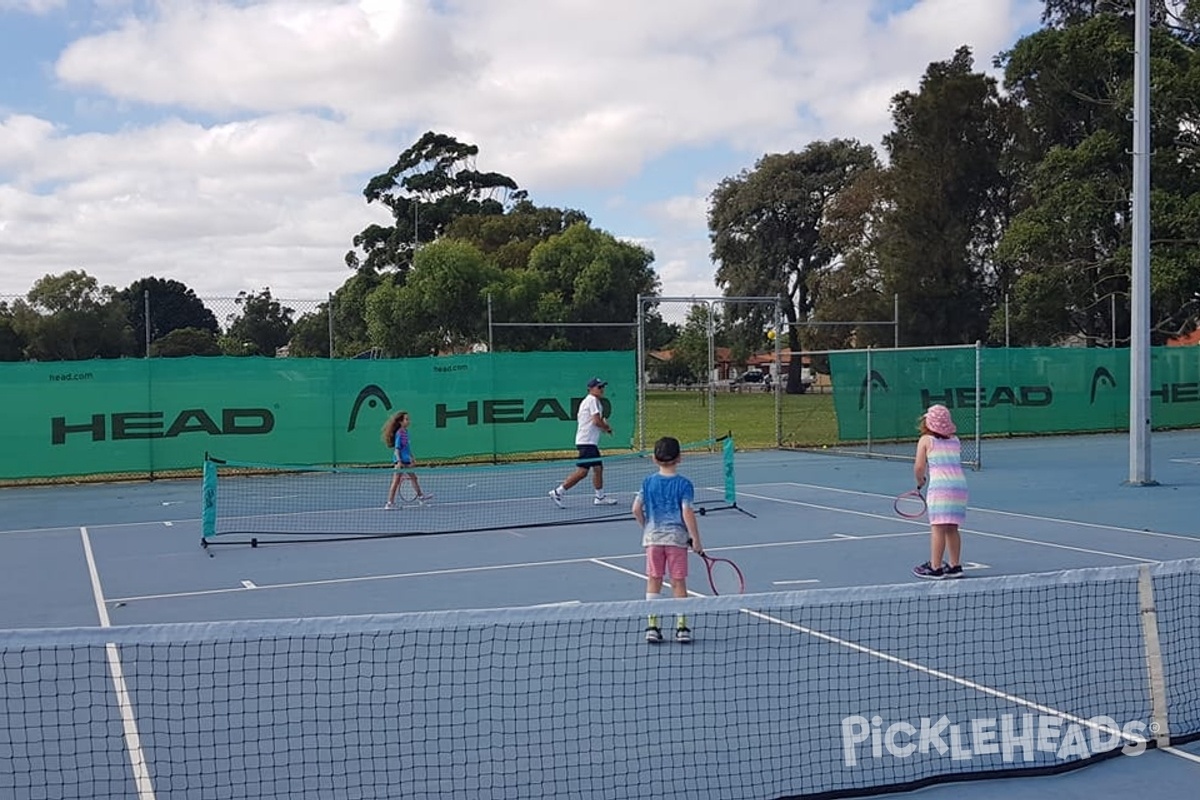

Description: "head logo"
1090 367 1117 404
859 370 889 410
347 384 392 432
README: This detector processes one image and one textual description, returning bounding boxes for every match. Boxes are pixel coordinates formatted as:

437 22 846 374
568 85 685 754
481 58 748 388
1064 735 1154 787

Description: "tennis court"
2 432 1200 798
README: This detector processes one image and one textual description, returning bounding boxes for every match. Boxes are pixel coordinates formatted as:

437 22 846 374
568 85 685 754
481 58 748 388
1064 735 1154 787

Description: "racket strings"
894 491 926 519
706 558 744 595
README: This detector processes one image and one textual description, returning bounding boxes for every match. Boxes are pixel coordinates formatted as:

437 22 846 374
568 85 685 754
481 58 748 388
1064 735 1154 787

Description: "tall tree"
810 167 895 349
287 307 331 357
366 240 499 356
998 10 1200 344
116 277 219 355
224 289 294 357
878 46 1014 346
709 139 877 389
12 271 134 360
346 132 520 279
0 300 26 361
445 200 594 351
522 222 658 351
150 328 222 357
445 199 591 272
1042 0 1200 43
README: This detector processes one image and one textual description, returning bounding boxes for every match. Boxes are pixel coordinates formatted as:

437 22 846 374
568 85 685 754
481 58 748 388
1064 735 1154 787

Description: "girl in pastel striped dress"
912 404 968 580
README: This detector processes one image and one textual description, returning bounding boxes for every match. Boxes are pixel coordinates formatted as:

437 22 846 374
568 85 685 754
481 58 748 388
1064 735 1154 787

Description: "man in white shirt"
550 377 618 507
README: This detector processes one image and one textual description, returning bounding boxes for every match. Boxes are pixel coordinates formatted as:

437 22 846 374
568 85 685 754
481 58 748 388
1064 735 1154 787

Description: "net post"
720 434 736 506
201 455 218 541
1137 565 1171 748
973 340 983 470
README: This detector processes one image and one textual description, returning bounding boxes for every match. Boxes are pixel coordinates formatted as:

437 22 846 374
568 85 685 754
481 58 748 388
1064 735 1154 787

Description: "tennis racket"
893 488 927 519
700 552 745 595
397 479 418 503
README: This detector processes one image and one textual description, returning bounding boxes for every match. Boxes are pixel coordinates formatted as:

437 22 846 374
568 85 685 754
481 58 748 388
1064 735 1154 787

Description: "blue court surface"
3 431 1200 798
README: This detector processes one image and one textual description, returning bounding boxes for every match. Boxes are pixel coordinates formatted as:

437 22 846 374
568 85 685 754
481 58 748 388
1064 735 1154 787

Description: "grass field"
640 389 842 450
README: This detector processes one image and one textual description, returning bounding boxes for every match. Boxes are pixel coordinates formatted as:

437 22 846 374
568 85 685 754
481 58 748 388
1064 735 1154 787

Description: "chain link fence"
783 344 982 469
636 295 783 451
635 295 982 467
0 292 333 359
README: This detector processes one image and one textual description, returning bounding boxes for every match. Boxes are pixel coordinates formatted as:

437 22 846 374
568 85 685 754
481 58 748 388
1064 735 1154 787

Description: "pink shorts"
646 545 689 580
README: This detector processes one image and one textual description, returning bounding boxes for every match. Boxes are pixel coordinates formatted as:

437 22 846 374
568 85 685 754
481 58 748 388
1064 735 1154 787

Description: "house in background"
1167 329 1200 347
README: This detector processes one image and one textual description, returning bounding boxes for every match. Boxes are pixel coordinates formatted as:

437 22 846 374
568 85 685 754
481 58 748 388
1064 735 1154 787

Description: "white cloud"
0 0 64 13
0 0 1043 301
0 113 394 297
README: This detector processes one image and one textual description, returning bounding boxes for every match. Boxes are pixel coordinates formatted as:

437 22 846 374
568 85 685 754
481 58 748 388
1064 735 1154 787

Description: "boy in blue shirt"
632 436 704 643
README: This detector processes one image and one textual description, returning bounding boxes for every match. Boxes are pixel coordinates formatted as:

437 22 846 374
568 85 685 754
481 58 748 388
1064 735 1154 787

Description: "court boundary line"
750 482 1200 543
742 606 1151 750
108 534 908 604
80 527 156 800
736 491 1169 564
1161 746 1200 764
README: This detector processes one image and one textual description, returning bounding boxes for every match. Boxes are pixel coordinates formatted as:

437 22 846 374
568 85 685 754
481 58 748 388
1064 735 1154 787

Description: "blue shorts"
576 444 602 468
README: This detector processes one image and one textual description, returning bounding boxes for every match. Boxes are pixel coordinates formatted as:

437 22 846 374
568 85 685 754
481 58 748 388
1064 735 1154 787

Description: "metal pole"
636 295 645 450
1005 293 1010 348
706 301 716 443
974 340 983 470
487 293 493 353
327 292 335 358
1112 293 1117 347
143 288 154 477
1129 0 1153 485
893 293 899 348
143 289 151 357
774 297 782 446
865 347 873 455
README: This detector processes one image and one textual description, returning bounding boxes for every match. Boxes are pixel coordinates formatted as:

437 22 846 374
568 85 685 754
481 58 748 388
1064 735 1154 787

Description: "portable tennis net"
201 436 740 546
2 559 1198 799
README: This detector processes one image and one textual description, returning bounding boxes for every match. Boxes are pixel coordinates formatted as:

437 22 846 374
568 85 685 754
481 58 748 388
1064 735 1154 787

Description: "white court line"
737 491 1167 564
80 527 156 800
751 482 1200 543
743 607 1150 750
588 558 709 597
773 579 820 586
113 554 626 603
109 536 917 604
1161 746 1200 764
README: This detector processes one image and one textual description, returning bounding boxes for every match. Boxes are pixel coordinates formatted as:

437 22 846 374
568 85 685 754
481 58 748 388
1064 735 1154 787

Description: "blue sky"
0 0 1043 302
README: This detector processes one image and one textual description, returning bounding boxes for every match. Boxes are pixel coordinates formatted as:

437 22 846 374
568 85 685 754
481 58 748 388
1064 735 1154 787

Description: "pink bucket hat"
923 404 957 436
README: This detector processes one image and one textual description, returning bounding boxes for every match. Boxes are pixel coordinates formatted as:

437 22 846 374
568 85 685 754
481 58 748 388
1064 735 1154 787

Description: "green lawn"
640 389 841 450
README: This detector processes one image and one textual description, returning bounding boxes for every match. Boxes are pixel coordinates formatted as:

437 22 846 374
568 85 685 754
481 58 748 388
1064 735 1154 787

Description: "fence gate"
636 295 783 450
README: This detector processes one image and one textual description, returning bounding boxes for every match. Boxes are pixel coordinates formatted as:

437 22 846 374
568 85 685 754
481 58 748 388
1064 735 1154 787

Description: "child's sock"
647 594 659 628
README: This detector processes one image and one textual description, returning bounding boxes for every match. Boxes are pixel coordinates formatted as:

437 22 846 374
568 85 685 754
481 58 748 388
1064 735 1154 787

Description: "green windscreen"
827 346 1200 440
0 352 635 480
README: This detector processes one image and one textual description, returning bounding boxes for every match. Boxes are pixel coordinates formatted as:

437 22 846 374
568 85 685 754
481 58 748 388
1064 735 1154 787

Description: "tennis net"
201 436 740 546
2 559 1198 799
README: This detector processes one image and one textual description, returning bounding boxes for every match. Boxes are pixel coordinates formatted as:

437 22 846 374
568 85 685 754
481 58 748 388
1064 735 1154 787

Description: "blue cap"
587 378 607 388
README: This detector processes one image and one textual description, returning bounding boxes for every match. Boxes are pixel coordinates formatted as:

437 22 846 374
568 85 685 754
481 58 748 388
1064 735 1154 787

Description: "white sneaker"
593 495 618 506
384 502 395 510
416 493 434 504
549 488 564 508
